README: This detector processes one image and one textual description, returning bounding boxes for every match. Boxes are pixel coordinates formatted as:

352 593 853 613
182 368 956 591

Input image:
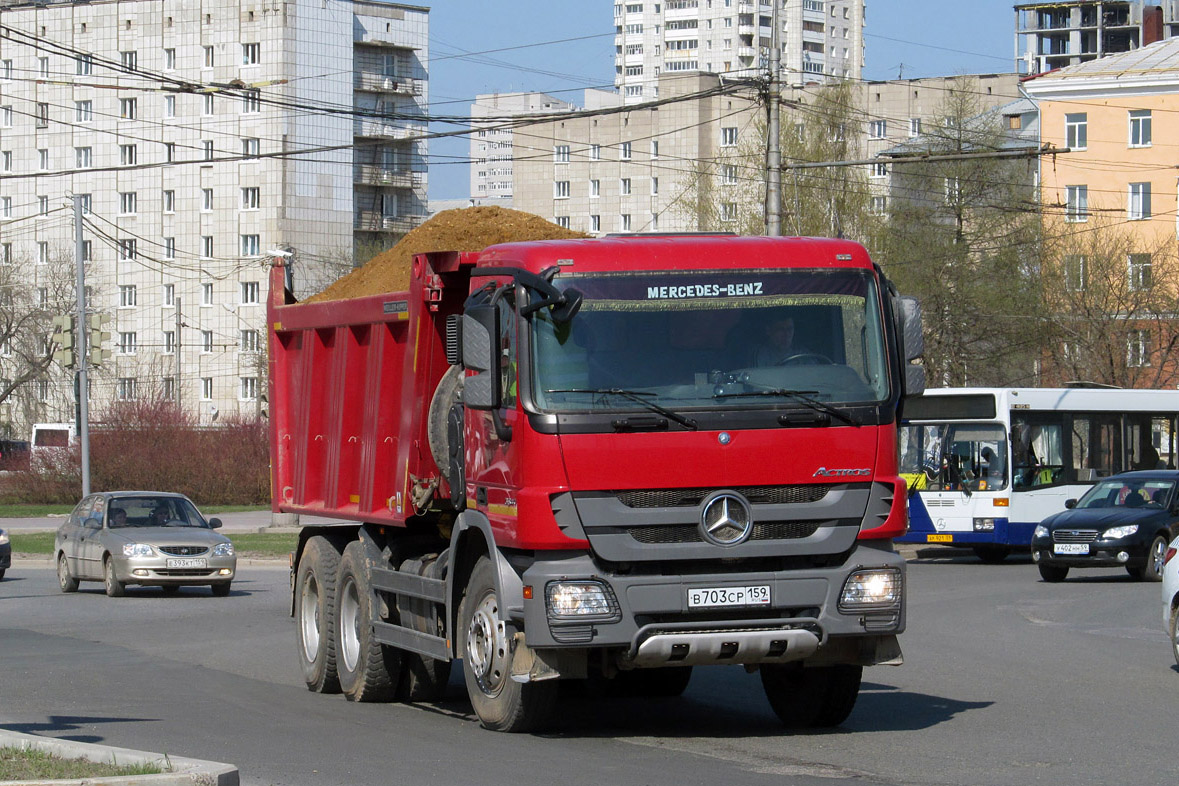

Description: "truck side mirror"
462 304 501 411
898 296 925 397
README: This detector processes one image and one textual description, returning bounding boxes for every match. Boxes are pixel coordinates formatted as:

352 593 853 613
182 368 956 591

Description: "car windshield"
531 268 890 412
1075 479 1176 510
106 496 208 528
899 423 1008 491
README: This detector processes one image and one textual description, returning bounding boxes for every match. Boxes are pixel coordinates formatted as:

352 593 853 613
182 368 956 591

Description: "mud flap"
508 633 587 683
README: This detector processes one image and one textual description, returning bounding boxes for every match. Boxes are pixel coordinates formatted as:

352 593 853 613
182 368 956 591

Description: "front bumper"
520 543 905 666
111 554 236 586
1032 538 1149 568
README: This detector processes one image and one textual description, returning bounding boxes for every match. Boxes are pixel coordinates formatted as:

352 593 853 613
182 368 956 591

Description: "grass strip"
0 504 268 518
0 746 164 780
8 530 297 559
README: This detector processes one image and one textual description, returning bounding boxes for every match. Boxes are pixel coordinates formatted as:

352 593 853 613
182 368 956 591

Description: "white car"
1163 535 1179 666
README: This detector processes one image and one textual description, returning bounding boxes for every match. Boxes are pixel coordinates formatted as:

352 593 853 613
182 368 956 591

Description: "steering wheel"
776 353 834 366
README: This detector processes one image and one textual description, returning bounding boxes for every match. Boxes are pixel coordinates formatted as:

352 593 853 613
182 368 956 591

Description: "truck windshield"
530 268 890 413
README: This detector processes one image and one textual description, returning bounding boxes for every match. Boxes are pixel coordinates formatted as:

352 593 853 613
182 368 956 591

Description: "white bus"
897 387 1179 561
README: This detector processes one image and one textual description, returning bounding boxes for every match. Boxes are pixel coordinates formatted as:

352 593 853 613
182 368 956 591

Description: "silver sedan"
55 491 236 597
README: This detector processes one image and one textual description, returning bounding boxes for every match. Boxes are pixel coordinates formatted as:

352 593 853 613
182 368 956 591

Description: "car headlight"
1101 524 1138 540
839 568 903 611
212 542 235 557
123 543 154 557
1034 525 1049 539
0 531 8 546
545 580 620 621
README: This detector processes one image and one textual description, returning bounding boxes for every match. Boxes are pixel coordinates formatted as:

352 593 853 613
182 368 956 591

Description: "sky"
425 1 1017 201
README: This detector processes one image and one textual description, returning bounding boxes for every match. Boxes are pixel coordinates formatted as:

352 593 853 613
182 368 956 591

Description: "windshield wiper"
714 388 861 427
545 388 698 431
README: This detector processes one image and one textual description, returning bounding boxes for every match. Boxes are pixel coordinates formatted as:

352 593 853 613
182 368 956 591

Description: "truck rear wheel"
760 663 862 728
337 541 401 702
296 536 342 694
396 554 452 702
460 556 557 732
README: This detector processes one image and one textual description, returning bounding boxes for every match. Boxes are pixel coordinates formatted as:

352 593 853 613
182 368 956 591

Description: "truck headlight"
839 568 902 612
123 543 153 557
973 518 995 532
545 581 620 621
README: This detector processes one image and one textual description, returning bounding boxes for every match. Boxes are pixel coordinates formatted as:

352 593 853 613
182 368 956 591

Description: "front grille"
1053 530 1098 544
616 485 830 509
159 546 209 556
629 520 822 545
155 569 215 576
925 499 956 508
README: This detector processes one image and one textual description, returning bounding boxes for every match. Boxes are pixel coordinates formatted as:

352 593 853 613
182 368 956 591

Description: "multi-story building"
0 0 428 438
1015 1 1178 75
469 92 575 201
613 0 864 104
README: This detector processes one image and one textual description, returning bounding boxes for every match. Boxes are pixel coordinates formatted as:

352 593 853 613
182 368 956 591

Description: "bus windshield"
900 423 1008 491
530 268 890 413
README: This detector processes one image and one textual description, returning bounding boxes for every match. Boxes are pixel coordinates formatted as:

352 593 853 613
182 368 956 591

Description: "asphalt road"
1 552 1176 786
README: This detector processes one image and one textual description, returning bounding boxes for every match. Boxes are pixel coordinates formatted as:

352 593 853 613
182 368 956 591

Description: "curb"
0 729 238 785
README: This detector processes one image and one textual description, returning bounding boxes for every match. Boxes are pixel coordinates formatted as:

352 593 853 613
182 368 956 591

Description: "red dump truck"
268 235 924 732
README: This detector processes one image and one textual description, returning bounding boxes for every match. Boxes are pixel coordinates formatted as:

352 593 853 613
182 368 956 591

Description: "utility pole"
73 195 90 496
764 0 782 236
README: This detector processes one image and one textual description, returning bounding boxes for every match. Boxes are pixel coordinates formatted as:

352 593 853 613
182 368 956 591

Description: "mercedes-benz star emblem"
700 492 753 546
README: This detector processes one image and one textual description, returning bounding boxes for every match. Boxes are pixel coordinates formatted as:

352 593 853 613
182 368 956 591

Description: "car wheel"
460 556 557 732
336 541 400 702
57 554 79 593
1170 606 1179 668
0 569 5 581
295 536 342 694
1141 535 1168 582
1038 563 1068 582
761 663 862 728
103 557 125 597
211 582 231 597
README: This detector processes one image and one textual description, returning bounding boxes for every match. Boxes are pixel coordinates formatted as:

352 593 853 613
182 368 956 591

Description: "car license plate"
927 534 953 543
166 558 207 569
687 585 771 609
1053 544 1089 555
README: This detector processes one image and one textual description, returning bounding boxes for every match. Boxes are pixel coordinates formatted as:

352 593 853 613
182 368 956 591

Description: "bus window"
1012 417 1063 489
1071 414 1121 479
899 423 1006 491
1126 415 1176 471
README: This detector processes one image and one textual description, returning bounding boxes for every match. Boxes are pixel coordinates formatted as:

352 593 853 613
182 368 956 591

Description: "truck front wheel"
760 663 862 728
337 541 401 702
460 556 557 732
295 536 341 694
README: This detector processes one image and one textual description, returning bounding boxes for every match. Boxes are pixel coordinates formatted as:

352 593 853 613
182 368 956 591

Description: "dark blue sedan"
1032 471 1179 582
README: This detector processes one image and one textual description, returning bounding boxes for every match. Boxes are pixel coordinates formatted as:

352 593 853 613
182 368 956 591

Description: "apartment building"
1015 1 1179 75
0 0 427 438
613 0 864 104
470 92 576 201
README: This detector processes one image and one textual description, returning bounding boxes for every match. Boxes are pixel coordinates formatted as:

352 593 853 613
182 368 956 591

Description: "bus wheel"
761 663 862 728
972 546 1011 564
1038 564 1068 582
460 556 557 732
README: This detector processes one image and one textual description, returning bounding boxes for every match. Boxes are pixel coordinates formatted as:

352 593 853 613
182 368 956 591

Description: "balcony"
355 72 422 95
354 212 423 233
354 120 415 140
353 165 420 188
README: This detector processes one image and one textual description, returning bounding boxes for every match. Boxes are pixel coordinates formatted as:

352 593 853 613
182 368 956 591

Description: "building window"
590 179 600 198
164 237 175 259
870 195 887 215
1065 113 1087 150
203 93 215 116
1127 330 1150 367
120 50 137 70
119 192 137 215
36 103 49 128
81 241 91 262
554 181 570 199
722 164 738 185
204 46 214 68
163 283 175 305
202 282 213 304
240 235 260 257
590 214 601 232
120 98 137 119
554 144 570 163
621 214 632 232
118 332 137 355
1129 110 1152 148
117 378 138 401
1064 255 1086 291
39 149 49 170
120 145 137 165
38 195 48 215
240 377 258 401
240 329 259 352
1128 182 1151 220
871 161 887 178
1065 185 1088 222
202 330 213 353
590 144 601 161
721 126 738 147
945 177 961 204
556 216 571 229
163 331 176 354
75 147 92 168
202 189 213 211
1129 253 1152 290
74 100 93 122
120 285 137 307
165 95 176 118
241 187 259 210
868 119 886 139
201 237 213 259
651 177 658 195
721 202 738 222
164 142 175 163
201 378 213 400
164 48 176 70
620 178 632 195
203 140 214 160
242 138 260 158
2 151 9 171
1 197 9 218
242 43 260 65
909 118 921 137
163 190 175 213
621 141 632 160
650 140 659 159
118 239 136 260
163 377 176 400
242 89 261 114
1 107 11 127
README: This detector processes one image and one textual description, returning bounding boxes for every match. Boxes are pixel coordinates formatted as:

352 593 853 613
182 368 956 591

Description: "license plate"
927 534 953 543
687 585 771 608
166 558 207 569
1053 543 1089 555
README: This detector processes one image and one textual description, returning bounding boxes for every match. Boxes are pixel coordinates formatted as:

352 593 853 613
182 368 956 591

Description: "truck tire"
337 541 401 702
295 536 342 694
396 554 453 702
460 556 557 732
760 663 862 728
